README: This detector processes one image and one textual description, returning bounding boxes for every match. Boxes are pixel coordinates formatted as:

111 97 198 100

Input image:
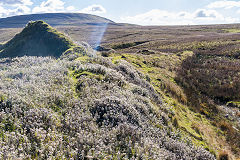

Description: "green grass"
0 21 75 58
112 41 147 50
107 46 239 157
226 101 240 108
223 29 240 33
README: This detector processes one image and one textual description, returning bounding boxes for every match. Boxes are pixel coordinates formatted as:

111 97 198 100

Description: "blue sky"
0 0 240 25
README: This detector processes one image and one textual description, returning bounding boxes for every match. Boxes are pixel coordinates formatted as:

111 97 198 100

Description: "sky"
0 0 240 25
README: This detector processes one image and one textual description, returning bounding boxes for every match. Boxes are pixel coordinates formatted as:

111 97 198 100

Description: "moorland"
0 13 239 159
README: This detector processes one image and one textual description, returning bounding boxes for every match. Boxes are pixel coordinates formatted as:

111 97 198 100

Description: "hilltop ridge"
0 21 74 58
0 13 115 28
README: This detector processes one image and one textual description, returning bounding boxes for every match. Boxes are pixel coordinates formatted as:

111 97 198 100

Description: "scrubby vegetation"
0 51 215 159
95 26 240 158
112 41 148 50
106 41 240 158
0 21 216 159
177 40 240 102
175 40 240 154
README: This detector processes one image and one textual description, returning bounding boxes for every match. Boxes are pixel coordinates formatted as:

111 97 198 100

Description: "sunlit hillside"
0 12 239 160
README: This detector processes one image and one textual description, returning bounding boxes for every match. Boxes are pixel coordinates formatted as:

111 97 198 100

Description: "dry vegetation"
0 20 240 159
0 21 218 159
54 23 240 159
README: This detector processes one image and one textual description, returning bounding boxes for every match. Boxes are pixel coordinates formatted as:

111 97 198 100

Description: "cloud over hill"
0 0 106 18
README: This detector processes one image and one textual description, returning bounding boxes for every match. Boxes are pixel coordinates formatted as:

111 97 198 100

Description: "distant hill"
0 21 74 58
0 13 115 28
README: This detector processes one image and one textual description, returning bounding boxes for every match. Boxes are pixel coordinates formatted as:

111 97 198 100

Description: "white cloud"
0 0 33 18
121 10 193 25
80 4 106 14
0 0 33 6
0 0 32 17
32 0 65 13
194 9 221 18
66 6 75 12
15 5 31 14
0 6 31 17
121 9 239 25
207 1 240 9
0 0 79 18
0 6 8 17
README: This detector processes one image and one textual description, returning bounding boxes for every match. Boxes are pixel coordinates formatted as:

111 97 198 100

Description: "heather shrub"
0 54 216 159
176 42 240 154
0 21 216 158
176 41 240 104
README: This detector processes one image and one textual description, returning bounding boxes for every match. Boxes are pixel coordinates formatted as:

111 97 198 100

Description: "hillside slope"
96 24 240 159
0 21 75 58
0 21 215 159
0 13 114 28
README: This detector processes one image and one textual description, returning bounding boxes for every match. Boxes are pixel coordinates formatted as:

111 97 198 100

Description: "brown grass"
237 112 240 117
218 121 240 154
218 150 229 160
219 121 233 132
